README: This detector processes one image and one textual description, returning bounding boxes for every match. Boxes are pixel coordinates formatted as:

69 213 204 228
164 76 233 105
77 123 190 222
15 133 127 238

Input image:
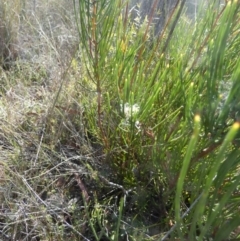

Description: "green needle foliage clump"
74 0 240 239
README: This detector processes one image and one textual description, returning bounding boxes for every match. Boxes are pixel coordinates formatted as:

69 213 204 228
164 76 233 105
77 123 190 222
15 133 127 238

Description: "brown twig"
190 141 222 165
74 173 90 203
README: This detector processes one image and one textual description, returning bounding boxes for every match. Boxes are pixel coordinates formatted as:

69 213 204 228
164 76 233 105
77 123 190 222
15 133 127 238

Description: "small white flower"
120 102 140 119
120 102 141 132
135 120 141 130
132 104 140 115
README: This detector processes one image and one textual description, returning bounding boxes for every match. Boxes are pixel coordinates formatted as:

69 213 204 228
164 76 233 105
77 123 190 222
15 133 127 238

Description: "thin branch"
161 193 203 241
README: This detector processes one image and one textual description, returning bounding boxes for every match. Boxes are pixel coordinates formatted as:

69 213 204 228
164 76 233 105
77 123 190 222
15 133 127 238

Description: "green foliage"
74 0 240 239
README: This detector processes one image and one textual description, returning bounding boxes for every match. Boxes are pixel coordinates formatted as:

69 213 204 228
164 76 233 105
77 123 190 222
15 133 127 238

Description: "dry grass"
0 1 94 240
0 0 21 69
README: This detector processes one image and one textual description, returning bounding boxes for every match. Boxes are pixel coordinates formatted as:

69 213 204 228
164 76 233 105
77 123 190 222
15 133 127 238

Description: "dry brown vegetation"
0 1 20 69
0 1 94 240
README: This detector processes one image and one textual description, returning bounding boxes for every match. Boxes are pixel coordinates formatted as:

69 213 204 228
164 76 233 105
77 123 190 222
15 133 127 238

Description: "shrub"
74 0 240 239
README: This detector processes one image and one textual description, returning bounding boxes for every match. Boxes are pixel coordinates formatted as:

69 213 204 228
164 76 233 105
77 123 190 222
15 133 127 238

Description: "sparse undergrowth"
0 0 240 241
